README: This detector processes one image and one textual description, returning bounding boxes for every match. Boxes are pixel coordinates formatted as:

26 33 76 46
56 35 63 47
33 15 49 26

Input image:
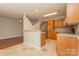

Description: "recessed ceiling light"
35 9 39 13
19 19 22 22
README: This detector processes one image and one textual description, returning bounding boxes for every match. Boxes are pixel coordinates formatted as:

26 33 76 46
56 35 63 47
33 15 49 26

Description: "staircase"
23 14 42 49
23 14 41 31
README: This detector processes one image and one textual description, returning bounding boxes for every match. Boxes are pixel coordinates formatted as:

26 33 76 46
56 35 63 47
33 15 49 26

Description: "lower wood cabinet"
48 32 57 40
41 32 46 47
57 34 78 56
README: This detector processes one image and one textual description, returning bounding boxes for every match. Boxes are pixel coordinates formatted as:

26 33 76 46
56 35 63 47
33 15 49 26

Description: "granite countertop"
57 33 79 40
57 33 78 37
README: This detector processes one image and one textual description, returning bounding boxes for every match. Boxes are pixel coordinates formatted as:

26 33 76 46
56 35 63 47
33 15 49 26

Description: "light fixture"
19 19 22 22
44 12 57 17
35 9 39 13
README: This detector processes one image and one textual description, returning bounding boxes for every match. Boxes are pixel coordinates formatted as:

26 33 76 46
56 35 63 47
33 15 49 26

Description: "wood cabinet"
47 19 64 40
47 20 57 40
57 34 78 56
48 20 54 31
48 19 65 29
48 32 57 40
66 3 79 24
54 19 64 27
41 32 46 47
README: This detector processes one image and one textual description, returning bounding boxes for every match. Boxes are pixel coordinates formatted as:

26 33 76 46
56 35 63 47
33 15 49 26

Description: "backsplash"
54 23 79 35
54 27 70 33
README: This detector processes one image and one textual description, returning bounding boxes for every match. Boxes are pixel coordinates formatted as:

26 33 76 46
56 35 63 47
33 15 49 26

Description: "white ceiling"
0 3 66 20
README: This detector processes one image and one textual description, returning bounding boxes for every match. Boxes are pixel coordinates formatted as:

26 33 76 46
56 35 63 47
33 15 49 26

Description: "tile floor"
0 39 57 56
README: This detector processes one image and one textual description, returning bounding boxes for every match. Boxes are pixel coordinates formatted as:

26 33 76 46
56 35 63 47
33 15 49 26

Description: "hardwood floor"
0 36 23 49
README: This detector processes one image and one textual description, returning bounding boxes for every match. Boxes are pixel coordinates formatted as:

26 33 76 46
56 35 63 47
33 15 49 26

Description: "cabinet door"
66 3 79 24
66 38 78 56
57 36 67 56
41 33 46 47
54 20 64 27
48 20 54 31
48 32 57 40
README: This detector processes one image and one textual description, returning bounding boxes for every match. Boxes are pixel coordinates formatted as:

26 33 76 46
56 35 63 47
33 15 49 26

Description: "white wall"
0 17 23 39
24 31 41 49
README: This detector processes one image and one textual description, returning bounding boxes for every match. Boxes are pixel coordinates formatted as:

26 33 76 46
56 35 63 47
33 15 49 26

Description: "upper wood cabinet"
66 3 79 24
47 19 57 40
48 19 65 30
48 20 54 31
54 19 65 27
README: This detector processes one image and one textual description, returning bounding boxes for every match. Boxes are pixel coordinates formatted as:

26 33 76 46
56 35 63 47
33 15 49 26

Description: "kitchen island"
57 33 78 56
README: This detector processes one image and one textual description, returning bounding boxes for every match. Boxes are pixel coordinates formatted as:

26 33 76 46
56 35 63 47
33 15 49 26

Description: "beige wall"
0 17 23 39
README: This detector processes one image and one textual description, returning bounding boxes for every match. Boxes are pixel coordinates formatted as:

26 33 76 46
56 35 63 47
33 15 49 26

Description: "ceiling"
0 3 66 21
